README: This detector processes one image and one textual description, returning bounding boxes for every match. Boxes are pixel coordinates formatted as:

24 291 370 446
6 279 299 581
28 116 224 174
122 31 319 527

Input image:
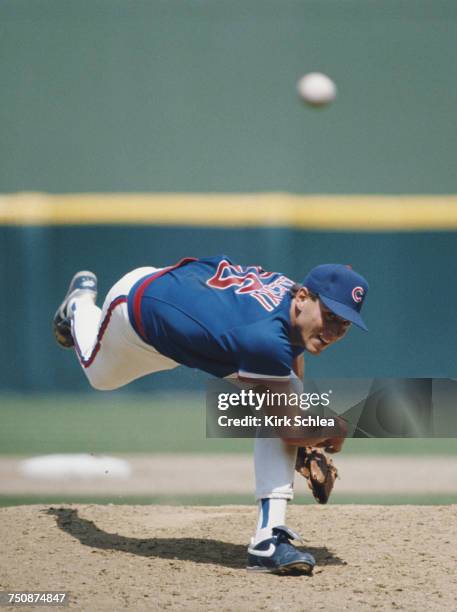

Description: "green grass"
0 394 456 456
1 493 456 508
2 395 455 508
0 393 251 454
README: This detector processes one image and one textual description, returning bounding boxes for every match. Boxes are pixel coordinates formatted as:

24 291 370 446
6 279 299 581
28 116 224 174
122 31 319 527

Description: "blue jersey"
127 255 303 378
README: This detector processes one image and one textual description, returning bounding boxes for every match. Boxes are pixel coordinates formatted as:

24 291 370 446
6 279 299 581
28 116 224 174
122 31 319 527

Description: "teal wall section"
1 1 456 391
2 226 456 392
1 0 456 193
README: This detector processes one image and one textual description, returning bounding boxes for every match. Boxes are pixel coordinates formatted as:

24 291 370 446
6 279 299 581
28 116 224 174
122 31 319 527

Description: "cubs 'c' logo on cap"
352 286 364 303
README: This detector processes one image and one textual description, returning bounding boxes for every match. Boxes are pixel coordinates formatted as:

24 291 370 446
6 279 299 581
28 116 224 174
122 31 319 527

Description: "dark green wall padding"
2 226 456 392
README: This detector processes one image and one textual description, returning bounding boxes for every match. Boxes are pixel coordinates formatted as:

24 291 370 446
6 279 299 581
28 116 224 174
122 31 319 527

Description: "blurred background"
1 0 456 506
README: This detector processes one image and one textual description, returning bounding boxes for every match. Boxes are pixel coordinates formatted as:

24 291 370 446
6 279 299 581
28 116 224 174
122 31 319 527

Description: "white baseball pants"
70 266 297 502
71 267 179 391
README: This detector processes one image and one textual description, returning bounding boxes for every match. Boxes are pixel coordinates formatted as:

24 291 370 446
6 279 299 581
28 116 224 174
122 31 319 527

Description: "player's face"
290 289 351 354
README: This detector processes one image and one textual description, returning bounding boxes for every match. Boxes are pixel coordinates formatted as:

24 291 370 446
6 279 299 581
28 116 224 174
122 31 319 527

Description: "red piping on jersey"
132 257 197 342
74 295 127 368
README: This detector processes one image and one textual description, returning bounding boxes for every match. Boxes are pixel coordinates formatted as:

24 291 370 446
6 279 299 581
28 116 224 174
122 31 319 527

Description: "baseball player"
53 254 368 575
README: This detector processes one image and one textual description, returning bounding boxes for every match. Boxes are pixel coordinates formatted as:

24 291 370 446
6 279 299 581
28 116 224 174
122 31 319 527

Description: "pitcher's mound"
1 505 456 610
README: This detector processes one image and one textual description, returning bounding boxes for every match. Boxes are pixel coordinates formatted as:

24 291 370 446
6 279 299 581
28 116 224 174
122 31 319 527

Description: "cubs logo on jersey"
206 259 294 312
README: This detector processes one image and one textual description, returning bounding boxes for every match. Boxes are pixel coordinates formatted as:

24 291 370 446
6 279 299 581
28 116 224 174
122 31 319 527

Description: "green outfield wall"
1 0 456 194
2 209 456 392
1 1 456 392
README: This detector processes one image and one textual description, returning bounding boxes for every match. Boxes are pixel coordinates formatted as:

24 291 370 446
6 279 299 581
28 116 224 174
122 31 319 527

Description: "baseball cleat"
53 271 97 348
246 525 315 575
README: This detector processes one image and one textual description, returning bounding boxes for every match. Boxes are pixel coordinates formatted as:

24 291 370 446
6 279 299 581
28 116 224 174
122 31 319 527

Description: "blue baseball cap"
303 264 369 331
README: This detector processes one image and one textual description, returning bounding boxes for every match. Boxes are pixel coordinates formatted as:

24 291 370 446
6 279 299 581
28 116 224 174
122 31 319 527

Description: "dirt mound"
1 505 456 611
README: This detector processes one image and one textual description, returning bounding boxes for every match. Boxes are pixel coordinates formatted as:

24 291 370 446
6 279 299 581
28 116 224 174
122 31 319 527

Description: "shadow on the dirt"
46 507 345 570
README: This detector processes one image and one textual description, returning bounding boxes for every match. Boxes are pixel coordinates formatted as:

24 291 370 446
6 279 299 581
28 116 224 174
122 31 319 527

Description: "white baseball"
297 72 337 107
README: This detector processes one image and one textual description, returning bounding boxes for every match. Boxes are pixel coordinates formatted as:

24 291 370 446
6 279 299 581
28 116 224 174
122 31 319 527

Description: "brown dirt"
1 505 456 611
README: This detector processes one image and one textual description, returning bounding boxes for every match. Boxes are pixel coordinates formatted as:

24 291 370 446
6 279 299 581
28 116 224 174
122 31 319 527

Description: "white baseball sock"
253 497 288 545
70 297 102 359
252 436 297 545
254 436 297 500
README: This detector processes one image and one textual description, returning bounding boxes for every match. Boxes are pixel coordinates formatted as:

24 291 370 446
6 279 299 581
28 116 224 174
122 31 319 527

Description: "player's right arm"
292 353 304 379
236 373 346 452
234 320 346 452
289 354 345 452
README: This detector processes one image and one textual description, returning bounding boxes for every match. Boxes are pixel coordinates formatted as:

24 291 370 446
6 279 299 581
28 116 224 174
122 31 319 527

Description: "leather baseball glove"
295 447 338 504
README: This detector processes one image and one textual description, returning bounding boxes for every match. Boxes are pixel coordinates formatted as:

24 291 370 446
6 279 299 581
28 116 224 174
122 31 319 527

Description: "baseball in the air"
297 72 337 107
